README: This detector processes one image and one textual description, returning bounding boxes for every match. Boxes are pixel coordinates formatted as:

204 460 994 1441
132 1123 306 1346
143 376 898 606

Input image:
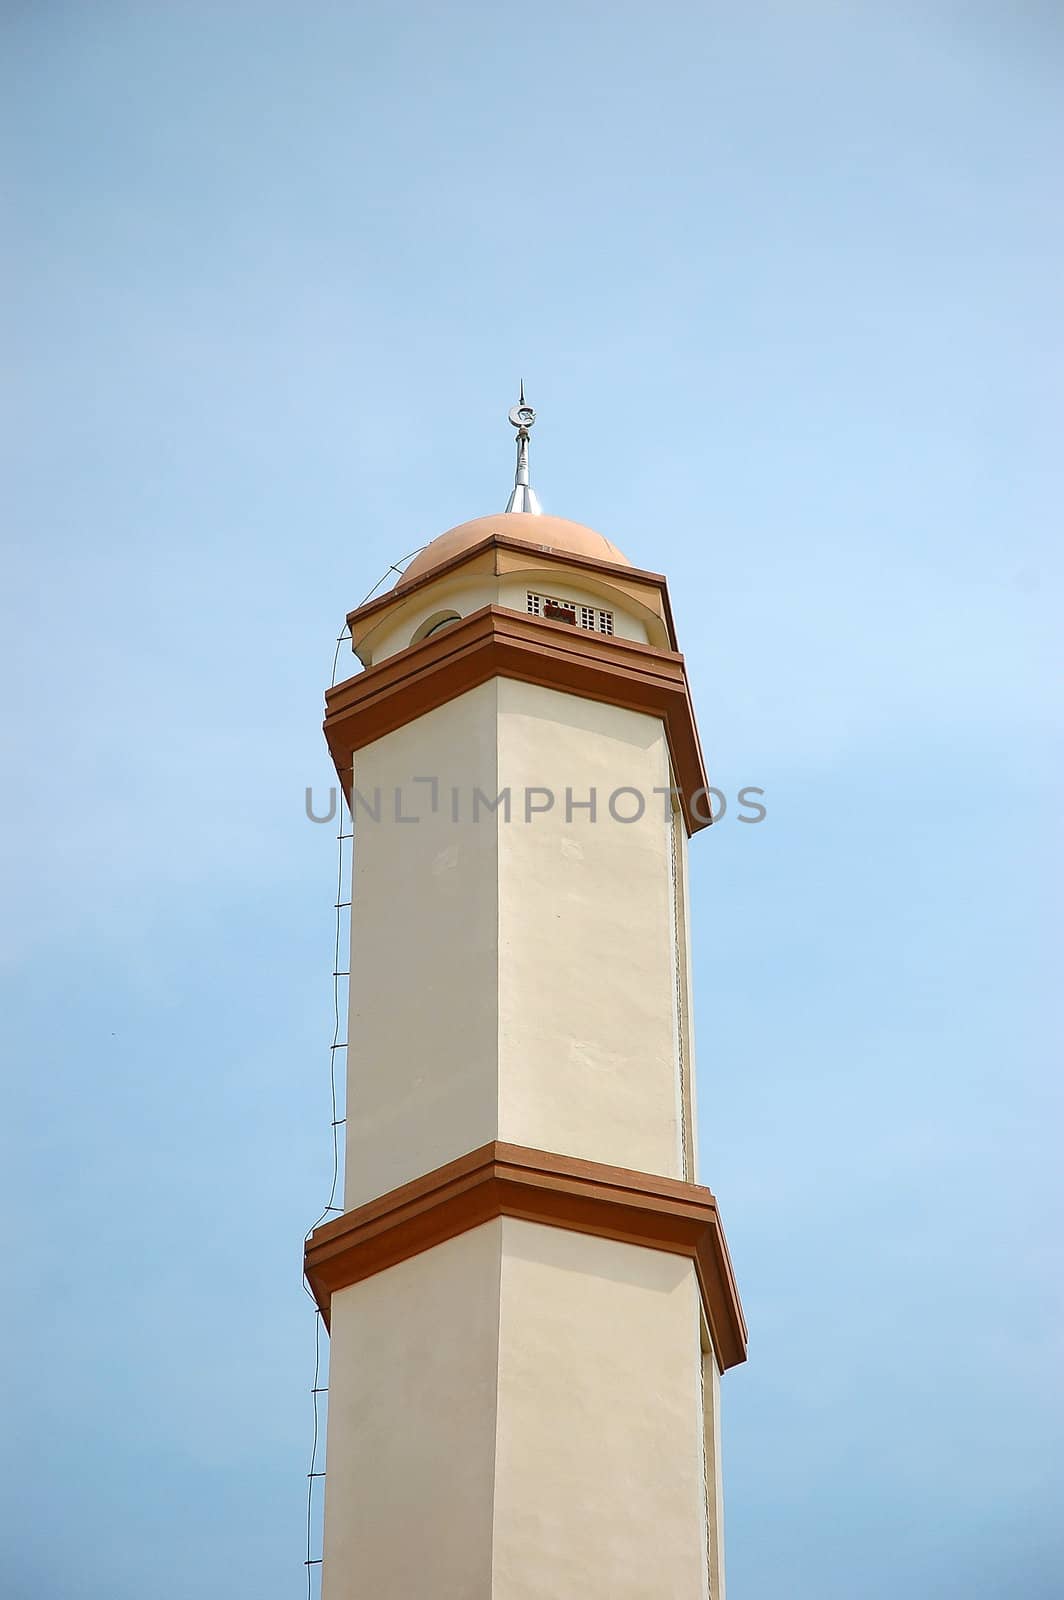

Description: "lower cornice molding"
304 1142 747 1372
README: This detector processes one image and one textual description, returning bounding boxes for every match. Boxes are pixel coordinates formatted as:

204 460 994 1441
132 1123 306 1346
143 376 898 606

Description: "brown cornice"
346 532 679 650
324 604 711 835
304 1142 748 1372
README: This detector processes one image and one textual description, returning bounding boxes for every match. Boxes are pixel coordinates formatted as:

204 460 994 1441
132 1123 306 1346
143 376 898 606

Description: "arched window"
411 610 462 645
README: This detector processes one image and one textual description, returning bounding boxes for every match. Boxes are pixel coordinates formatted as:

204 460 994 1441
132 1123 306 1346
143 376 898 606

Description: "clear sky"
3 3 1061 1597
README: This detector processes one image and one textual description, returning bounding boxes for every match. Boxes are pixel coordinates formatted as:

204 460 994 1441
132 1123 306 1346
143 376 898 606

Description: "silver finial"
505 381 542 515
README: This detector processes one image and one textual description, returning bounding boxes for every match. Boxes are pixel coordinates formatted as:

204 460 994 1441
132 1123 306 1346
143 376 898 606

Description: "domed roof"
396 512 631 589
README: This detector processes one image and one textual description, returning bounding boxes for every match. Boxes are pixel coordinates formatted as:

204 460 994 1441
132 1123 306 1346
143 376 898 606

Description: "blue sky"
2 3 1061 1596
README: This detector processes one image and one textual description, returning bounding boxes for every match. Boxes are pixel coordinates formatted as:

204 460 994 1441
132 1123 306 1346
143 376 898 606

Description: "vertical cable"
300 548 425 1593
302 662 350 1598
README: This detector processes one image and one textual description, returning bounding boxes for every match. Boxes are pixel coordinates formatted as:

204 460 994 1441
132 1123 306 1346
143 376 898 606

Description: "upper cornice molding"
324 603 711 834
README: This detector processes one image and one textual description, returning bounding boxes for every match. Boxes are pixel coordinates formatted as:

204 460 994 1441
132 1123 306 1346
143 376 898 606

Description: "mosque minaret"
304 394 746 1598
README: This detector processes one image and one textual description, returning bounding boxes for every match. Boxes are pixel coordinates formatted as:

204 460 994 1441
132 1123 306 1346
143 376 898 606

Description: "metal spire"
505 381 543 515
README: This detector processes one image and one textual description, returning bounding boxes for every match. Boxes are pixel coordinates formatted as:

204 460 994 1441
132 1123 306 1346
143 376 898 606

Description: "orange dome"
396 512 631 589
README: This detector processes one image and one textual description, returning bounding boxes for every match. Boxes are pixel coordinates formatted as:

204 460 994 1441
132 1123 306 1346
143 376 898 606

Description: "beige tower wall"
321 1216 712 1600
493 1218 709 1600
495 679 685 1179
344 681 501 1209
321 1220 503 1600
345 679 689 1206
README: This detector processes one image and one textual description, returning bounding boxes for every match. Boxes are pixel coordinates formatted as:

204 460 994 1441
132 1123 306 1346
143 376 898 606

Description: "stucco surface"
492 1218 709 1599
345 681 501 1208
322 1218 713 1599
344 677 687 1205
496 679 684 1177
322 1221 502 1599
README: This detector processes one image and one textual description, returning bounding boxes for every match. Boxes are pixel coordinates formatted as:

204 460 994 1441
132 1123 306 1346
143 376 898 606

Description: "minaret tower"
305 395 747 1599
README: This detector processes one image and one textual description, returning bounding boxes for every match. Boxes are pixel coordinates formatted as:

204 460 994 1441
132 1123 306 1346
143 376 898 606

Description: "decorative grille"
527 591 614 635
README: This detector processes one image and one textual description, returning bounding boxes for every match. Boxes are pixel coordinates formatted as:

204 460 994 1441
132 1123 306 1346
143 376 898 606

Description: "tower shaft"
305 510 745 1599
